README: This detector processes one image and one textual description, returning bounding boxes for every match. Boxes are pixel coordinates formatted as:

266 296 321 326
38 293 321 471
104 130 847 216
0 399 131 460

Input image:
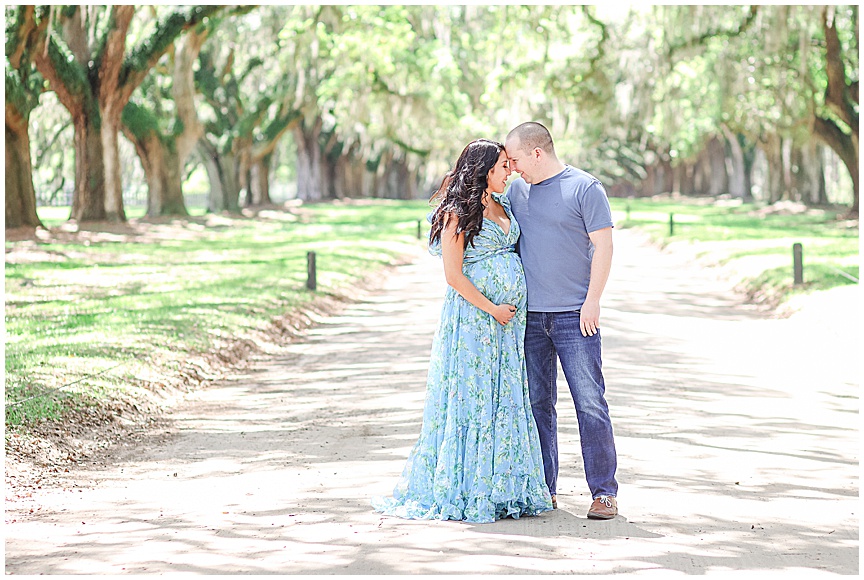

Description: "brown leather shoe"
587 496 617 519
551 494 557 509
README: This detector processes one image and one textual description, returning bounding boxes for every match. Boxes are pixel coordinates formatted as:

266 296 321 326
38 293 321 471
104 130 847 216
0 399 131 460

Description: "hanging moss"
237 95 273 137
389 135 431 157
5 68 31 118
263 108 302 143
121 101 160 141
366 155 381 173
171 117 185 139
45 32 89 98
90 6 118 72
194 49 221 100
121 6 222 85
5 6 29 61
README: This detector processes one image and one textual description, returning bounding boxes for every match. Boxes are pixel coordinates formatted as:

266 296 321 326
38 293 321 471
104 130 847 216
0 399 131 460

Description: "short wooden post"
417 219 422 240
626 203 631 221
306 251 317 291
669 213 674 236
793 243 803 285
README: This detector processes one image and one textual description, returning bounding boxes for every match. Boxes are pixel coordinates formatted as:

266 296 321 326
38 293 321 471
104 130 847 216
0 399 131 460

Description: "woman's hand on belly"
490 303 517 326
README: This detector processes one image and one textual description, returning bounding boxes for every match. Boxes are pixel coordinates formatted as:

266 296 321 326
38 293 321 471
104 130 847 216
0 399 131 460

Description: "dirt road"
4 229 858 574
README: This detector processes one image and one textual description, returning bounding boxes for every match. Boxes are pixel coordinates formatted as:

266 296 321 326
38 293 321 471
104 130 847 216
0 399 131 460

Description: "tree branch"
60 6 92 66
822 6 858 135
387 133 431 157
668 5 759 59
118 5 223 102
95 5 136 111
35 119 73 166
581 5 609 78
5 70 30 130
813 115 857 171
172 26 210 163
251 107 302 161
5 5 37 68
29 9 92 118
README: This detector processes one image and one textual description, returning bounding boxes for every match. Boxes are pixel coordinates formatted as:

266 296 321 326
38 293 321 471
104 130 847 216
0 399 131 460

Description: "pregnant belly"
464 252 527 307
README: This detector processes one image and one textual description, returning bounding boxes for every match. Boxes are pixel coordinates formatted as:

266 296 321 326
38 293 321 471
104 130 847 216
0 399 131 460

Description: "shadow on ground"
5 233 858 575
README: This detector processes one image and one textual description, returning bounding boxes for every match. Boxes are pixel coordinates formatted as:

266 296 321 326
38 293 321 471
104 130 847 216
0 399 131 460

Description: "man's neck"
534 161 567 184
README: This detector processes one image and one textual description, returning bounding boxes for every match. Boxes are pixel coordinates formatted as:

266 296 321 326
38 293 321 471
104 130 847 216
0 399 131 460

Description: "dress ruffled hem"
371 496 551 524
371 476 553 524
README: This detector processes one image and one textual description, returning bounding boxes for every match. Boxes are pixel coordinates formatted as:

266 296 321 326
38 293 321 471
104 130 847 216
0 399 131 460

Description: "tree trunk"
101 109 127 221
250 155 272 205
5 8 43 229
321 151 341 200
659 157 674 194
332 155 348 199
816 6 859 215
294 121 325 201
233 136 253 207
173 29 208 165
5 111 43 228
762 135 786 204
780 137 793 201
198 141 240 213
363 159 380 198
814 146 829 205
673 162 695 195
122 126 188 217
375 151 394 198
814 116 859 215
377 156 417 199
796 142 826 206
706 136 728 195
155 148 186 217
404 165 419 199
721 125 749 199
70 112 108 222
333 153 368 199
692 154 708 195
642 164 657 196
742 141 756 202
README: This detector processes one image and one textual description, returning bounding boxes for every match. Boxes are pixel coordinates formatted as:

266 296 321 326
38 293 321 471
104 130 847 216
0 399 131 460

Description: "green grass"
5 200 433 427
8 196 858 428
609 197 859 300
36 205 209 226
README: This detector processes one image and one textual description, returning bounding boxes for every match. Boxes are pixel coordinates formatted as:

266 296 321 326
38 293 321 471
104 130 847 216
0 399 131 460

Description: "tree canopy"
5 4 859 226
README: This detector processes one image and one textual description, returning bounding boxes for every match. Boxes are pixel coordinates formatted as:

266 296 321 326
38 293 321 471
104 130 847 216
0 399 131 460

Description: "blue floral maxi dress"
372 193 553 523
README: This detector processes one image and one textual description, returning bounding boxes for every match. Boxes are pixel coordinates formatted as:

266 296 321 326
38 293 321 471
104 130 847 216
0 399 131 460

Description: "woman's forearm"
445 270 497 315
440 218 497 315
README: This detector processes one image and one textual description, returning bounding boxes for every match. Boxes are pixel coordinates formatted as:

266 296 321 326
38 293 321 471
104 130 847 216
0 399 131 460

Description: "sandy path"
4 229 858 575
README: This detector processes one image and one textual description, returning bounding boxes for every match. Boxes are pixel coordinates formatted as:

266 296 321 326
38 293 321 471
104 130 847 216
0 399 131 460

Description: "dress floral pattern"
372 193 553 524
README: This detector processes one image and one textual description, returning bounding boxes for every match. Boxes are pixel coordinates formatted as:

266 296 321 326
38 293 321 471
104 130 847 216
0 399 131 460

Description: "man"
505 121 619 520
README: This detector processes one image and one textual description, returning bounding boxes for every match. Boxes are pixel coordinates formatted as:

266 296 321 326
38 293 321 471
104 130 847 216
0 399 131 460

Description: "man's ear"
533 147 542 159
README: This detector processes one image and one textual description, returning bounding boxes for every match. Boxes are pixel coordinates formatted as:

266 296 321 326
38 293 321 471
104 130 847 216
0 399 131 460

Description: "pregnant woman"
372 139 552 523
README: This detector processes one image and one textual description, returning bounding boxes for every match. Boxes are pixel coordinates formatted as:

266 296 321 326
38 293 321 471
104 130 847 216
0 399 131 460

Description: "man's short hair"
507 122 555 154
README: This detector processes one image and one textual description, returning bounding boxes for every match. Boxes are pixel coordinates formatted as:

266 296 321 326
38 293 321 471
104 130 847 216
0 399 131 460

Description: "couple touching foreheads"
372 122 619 524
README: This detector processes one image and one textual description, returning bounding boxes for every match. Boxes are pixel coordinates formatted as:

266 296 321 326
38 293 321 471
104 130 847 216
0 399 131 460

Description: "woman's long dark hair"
429 139 504 249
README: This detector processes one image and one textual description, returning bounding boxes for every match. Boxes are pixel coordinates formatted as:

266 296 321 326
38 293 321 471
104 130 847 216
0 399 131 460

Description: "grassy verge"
8 196 858 429
609 196 859 305
5 200 432 428
35 205 210 226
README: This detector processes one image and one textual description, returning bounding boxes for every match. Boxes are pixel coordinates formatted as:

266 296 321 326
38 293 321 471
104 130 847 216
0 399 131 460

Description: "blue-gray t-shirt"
507 166 613 312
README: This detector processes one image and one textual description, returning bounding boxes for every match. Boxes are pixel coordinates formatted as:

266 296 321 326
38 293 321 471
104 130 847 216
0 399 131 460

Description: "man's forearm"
586 231 613 304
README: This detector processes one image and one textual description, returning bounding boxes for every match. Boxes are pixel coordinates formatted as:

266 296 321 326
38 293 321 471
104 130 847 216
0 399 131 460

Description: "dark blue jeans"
525 310 618 498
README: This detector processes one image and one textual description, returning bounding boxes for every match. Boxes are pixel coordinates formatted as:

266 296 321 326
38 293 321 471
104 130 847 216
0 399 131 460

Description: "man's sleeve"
582 181 614 233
